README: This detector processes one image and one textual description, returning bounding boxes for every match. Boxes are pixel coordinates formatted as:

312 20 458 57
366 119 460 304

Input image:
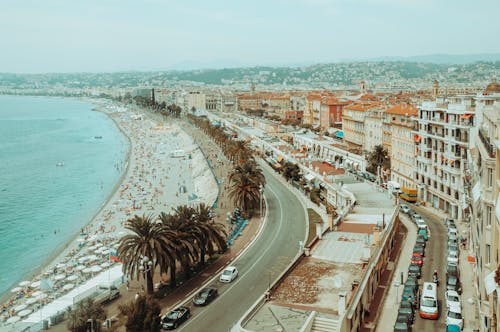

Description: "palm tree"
193 203 228 265
66 298 106 332
366 144 390 175
117 214 176 294
228 159 266 217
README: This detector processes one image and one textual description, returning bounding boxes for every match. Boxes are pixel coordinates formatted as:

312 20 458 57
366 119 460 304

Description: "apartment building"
320 98 350 129
237 93 261 111
342 102 381 154
185 91 206 112
470 86 500 331
305 93 322 127
364 107 384 153
384 104 418 188
414 96 475 221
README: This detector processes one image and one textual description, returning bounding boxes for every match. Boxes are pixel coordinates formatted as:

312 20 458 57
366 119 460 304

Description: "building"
185 91 206 112
306 93 322 127
414 96 475 221
384 104 418 188
469 83 500 331
342 102 382 154
320 98 350 129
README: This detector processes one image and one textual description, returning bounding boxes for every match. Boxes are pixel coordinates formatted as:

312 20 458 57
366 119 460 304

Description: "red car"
380 183 388 189
411 253 423 266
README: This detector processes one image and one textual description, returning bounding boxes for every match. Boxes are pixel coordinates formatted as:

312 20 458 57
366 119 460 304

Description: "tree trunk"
169 263 177 288
146 269 154 294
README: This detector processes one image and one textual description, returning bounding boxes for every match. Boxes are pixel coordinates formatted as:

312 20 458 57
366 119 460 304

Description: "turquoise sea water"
0 96 128 297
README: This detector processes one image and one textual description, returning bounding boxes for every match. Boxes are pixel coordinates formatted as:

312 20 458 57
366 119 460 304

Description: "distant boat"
94 136 103 139
56 162 65 167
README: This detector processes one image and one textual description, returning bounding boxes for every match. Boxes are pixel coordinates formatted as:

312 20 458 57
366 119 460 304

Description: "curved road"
176 164 307 331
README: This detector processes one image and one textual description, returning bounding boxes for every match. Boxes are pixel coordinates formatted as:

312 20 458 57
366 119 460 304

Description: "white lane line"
178 184 286 330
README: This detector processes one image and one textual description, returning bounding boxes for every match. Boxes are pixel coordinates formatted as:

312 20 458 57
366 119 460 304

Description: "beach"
0 103 218 328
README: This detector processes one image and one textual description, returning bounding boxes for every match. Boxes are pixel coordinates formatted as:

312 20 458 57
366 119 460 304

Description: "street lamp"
259 184 264 221
139 255 153 294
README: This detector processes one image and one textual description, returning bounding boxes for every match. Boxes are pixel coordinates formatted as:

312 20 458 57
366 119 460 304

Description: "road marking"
177 179 290 330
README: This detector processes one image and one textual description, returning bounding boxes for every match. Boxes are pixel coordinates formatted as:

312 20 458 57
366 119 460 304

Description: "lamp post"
259 184 264 221
139 255 153 294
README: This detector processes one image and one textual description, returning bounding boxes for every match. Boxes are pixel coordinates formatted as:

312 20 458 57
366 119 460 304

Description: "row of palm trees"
187 114 266 216
117 203 227 294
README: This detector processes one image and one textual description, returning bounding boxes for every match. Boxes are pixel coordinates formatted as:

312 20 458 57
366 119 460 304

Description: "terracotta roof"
384 104 418 116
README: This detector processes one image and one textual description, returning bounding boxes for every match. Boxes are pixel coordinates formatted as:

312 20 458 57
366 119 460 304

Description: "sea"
0 95 129 298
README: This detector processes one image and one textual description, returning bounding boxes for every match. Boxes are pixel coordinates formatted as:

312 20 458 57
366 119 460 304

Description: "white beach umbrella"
25 298 37 305
30 281 41 288
30 290 46 299
101 249 110 255
6 316 20 324
78 256 89 263
18 280 31 287
66 274 78 282
100 262 111 268
62 283 75 291
14 304 27 312
53 273 66 281
82 267 92 274
90 265 102 273
17 309 33 317
75 265 86 271
11 287 22 293
56 263 66 269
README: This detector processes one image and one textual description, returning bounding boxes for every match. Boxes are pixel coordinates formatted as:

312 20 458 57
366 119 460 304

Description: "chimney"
338 291 347 316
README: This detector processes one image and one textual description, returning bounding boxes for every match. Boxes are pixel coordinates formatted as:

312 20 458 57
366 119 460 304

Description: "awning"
335 131 344 138
461 113 473 119
277 155 284 163
413 134 421 143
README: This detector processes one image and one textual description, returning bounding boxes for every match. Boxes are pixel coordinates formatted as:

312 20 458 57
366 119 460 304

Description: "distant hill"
354 53 500 65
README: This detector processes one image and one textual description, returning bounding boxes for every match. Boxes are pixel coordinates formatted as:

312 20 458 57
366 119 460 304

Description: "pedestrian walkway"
375 213 417 332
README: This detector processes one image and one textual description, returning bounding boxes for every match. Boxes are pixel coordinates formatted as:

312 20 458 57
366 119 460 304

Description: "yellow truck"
400 187 418 203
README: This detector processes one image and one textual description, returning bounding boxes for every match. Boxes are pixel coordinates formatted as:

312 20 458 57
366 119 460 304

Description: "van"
94 284 120 305
419 282 438 319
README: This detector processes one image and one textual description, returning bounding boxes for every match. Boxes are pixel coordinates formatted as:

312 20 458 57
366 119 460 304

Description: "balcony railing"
478 129 496 158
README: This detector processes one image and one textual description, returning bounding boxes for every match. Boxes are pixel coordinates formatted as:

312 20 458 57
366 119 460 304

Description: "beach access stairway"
311 316 339 332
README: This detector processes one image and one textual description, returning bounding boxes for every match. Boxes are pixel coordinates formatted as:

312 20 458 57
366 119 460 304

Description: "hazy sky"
1 0 499 73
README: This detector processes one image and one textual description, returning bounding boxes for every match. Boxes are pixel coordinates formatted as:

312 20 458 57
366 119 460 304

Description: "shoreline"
0 101 132 305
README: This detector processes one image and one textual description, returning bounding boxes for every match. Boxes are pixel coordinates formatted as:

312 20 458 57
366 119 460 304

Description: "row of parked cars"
444 218 463 330
160 266 239 330
394 205 429 331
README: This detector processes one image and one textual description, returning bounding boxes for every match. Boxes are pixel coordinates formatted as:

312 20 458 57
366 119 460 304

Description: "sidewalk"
417 204 479 331
375 213 417 332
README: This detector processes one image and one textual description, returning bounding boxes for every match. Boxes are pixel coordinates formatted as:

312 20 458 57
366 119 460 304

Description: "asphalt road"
411 204 448 331
176 165 307 332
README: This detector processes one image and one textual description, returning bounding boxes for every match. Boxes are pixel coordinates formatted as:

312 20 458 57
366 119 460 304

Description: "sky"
1 0 499 73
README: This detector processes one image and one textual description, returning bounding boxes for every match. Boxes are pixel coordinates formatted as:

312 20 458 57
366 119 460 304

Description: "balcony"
478 129 496 158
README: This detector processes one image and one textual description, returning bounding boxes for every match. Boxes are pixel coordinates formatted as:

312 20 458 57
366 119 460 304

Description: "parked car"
380 182 388 189
448 227 458 237
399 301 415 322
405 276 419 289
418 228 429 241
411 253 423 267
446 324 461 332
413 244 425 257
396 312 412 326
446 306 463 330
394 321 411 332
448 233 458 242
445 218 456 228
447 251 459 264
411 214 423 223
408 264 421 279
445 290 461 309
446 275 462 294
415 219 427 230
220 266 238 283
408 210 417 218
447 262 460 279
366 174 376 182
161 306 190 330
400 204 410 214
448 243 459 254
402 284 419 307
193 287 218 306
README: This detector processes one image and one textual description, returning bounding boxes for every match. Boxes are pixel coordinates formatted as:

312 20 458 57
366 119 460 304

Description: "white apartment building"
414 96 475 221
184 91 206 112
469 88 500 332
364 108 384 153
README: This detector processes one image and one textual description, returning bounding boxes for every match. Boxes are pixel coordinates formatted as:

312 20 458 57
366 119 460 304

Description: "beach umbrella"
67 275 78 282
78 257 89 263
75 265 86 271
87 254 98 261
53 273 66 281
30 281 41 288
82 267 92 274
100 262 111 268
6 316 20 324
90 266 102 273
56 263 66 270
25 298 37 305
31 290 46 298
14 304 27 312
101 249 110 255
18 281 31 287
17 309 33 317
62 283 75 291
11 287 22 293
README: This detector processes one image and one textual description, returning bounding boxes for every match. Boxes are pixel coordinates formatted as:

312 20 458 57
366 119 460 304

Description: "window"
487 168 493 188
486 244 491 265
486 206 492 226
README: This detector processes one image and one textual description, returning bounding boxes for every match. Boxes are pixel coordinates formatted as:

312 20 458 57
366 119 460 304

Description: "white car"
220 266 238 283
447 251 459 264
445 290 461 308
400 204 410 214
446 305 463 329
